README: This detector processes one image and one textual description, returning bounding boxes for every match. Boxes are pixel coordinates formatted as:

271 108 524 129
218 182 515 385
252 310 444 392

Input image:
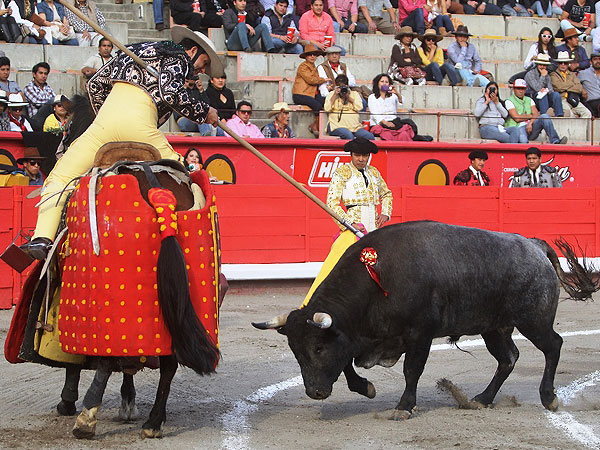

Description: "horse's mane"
63 95 95 149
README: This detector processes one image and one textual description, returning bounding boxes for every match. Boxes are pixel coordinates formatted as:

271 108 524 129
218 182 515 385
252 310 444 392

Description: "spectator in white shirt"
367 73 402 126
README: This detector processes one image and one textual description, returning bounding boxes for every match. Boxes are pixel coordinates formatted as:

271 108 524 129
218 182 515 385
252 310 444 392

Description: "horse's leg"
118 373 138 422
141 355 177 439
72 364 112 439
57 365 81 416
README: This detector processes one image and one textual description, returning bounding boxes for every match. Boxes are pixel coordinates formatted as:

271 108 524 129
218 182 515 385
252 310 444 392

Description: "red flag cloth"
58 171 221 357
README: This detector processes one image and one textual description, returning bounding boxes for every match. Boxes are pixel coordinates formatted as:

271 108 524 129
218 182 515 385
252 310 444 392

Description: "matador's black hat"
343 137 378 155
525 147 542 157
468 150 488 161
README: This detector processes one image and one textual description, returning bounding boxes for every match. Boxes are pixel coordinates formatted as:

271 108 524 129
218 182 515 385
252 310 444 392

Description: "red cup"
584 12 591 26
238 13 246 23
362 120 370 131
323 35 332 48
192 0 200 12
287 26 295 40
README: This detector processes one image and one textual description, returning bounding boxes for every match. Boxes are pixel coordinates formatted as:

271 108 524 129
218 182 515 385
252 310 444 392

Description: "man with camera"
324 74 374 140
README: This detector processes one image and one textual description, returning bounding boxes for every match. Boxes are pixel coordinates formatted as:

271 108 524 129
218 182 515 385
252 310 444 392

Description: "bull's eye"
315 345 323 354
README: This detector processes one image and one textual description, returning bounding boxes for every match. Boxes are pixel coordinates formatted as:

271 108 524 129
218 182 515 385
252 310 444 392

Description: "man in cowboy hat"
14 147 45 186
262 102 296 138
524 53 564 116
447 26 489 87
578 52 600 116
551 51 592 117
0 90 10 131
510 147 562 188
21 26 223 260
556 28 590 72
504 78 568 145
453 150 490 186
6 93 33 132
317 46 358 97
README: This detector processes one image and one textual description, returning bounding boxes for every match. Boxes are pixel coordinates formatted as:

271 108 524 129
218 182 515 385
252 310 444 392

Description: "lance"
56 4 365 237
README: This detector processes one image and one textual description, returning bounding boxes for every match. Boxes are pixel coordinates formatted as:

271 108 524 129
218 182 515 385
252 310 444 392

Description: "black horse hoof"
57 400 77 416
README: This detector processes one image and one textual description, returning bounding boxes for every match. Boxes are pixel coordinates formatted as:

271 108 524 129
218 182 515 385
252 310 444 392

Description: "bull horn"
251 312 290 330
307 312 332 329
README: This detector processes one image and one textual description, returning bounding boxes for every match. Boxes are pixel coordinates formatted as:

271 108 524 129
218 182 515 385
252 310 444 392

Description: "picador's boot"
20 237 52 260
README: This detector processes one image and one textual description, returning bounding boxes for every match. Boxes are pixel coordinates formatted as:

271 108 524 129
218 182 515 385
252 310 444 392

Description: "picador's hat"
468 150 488 160
343 137 378 155
171 25 223 77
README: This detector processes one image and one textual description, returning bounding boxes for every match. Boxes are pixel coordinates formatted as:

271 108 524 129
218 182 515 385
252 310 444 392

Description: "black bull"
254 221 598 418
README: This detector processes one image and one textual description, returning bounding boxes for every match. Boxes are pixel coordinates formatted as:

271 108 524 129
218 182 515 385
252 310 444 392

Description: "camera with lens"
489 86 496 94
339 85 349 95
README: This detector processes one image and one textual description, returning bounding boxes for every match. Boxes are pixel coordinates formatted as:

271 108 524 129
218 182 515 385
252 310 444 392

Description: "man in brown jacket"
551 50 592 118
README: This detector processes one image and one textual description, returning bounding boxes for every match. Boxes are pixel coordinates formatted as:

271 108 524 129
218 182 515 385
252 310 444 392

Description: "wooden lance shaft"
59 0 160 78
54 7 364 237
218 121 365 238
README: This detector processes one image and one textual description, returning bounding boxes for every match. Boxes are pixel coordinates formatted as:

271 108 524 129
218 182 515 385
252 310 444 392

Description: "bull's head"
252 309 354 400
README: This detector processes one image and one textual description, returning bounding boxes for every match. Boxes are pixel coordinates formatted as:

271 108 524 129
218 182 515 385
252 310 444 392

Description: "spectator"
0 2 21 42
504 78 568 144
170 0 226 31
246 0 266 25
560 0 594 42
453 150 490 186
184 147 203 171
6 93 33 131
474 81 517 143
556 27 590 72
43 95 69 133
498 0 533 16
531 0 553 16
397 0 425 35
0 90 10 131
64 0 107 47
329 0 367 33
368 73 401 127
292 44 328 137
296 0 327 16
510 147 562 187
15 147 45 185
261 0 303 54
7 0 48 43
224 0 276 52
524 54 564 117
524 27 558 71
446 0 465 13
0 57 21 94
317 46 358 97
37 0 79 45
459 0 502 14
358 0 399 34
261 0 294 14
578 51 600 116
425 0 455 35
553 0 567 15
551 51 592 117
417 29 460 85
176 76 212 135
23 62 56 118
225 101 265 138
81 37 114 79
325 74 375 140
447 26 489 87
262 101 296 137
300 0 345 54
388 26 426 85
204 73 235 135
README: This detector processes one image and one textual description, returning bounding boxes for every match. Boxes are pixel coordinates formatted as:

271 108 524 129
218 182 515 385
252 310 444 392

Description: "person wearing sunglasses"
417 29 460 85
224 100 265 138
524 27 558 71
14 147 45 186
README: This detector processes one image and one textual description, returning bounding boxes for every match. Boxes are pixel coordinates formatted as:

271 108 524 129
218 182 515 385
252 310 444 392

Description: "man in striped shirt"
23 62 55 118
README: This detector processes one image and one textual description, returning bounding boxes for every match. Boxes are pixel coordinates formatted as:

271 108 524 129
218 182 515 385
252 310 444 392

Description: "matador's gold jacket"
326 162 393 231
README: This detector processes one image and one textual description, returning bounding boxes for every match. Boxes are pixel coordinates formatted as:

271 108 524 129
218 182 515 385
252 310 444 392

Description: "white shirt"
8 117 33 132
524 44 550 71
317 62 357 97
367 93 402 126
469 165 484 186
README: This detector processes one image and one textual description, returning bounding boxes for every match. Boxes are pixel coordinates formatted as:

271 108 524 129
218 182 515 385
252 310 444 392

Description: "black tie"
532 170 538 186
359 168 369 187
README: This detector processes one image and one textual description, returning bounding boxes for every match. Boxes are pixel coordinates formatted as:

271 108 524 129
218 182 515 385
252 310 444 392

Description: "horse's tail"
149 189 220 375
532 237 599 300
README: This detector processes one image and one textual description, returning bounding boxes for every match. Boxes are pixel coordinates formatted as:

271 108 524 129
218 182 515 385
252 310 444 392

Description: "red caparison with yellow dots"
58 172 221 358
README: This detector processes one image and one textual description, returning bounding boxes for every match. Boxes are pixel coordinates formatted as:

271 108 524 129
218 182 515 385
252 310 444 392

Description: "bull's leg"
141 355 178 439
472 328 519 407
392 338 432 421
516 324 563 411
118 373 138 422
72 365 112 439
344 362 376 399
57 366 81 416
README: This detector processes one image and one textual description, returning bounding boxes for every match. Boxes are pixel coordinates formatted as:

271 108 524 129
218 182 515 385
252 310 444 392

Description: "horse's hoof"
390 409 412 421
57 400 77 416
72 407 98 439
544 395 559 412
141 428 163 439
118 400 138 422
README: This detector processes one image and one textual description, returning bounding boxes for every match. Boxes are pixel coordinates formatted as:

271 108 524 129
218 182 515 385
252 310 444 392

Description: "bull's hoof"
57 400 77 416
365 381 376 399
543 395 559 412
72 407 98 439
390 409 412 421
348 380 376 399
141 428 163 439
118 399 138 422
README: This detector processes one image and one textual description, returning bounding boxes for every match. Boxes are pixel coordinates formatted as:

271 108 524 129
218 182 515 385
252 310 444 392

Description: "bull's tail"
157 235 220 375
533 237 599 301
